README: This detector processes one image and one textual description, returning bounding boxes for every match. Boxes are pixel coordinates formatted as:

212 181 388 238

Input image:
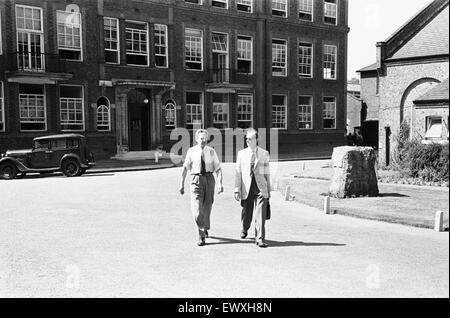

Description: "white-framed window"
154 24 168 68
212 0 228 9
237 94 253 129
237 0 253 13
0 82 4 131
237 35 253 74
323 96 336 129
185 28 203 71
57 10 82 61
125 21 149 66
213 93 229 129
60 85 84 131
298 95 313 129
298 0 313 21
104 17 119 64
272 0 287 17
324 0 338 25
97 97 110 131
19 84 46 131
186 92 204 130
165 101 176 130
425 116 443 139
323 44 337 80
97 105 110 131
16 5 44 71
298 42 313 78
272 38 287 76
185 0 203 4
272 95 287 129
16 5 42 32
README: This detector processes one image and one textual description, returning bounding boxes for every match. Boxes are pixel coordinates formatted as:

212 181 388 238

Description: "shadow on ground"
207 236 346 248
378 193 410 198
11 173 115 180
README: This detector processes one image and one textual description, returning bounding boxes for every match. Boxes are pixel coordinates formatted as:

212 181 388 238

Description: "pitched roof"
388 6 449 60
357 62 378 73
415 78 449 102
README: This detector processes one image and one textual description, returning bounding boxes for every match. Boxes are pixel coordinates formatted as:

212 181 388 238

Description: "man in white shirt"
179 129 224 246
234 128 271 248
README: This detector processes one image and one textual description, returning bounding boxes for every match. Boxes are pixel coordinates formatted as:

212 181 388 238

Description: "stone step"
111 150 182 161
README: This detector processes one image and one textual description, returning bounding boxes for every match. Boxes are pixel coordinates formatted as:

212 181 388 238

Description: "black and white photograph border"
0 0 448 306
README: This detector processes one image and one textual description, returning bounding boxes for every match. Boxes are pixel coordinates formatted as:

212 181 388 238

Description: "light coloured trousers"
190 174 215 238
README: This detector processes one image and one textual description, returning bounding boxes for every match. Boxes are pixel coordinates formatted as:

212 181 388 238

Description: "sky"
348 0 433 80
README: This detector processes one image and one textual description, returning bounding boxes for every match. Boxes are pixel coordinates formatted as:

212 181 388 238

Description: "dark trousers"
241 176 267 242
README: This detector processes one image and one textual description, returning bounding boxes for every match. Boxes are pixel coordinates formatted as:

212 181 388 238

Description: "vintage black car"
0 134 95 180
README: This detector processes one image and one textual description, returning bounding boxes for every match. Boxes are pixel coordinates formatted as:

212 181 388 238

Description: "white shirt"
183 145 221 174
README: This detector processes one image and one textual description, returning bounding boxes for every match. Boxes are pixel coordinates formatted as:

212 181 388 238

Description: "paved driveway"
0 163 448 297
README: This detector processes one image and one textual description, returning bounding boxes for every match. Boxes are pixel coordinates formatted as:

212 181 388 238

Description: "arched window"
165 101 176 130
97 97 110 131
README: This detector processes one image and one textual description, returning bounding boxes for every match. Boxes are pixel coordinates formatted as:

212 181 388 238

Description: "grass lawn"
274 161 449 230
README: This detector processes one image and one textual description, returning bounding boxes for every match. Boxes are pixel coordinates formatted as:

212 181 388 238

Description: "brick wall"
413 105 449 140
1 0 348 160
360 72 380 122
378 61 449 165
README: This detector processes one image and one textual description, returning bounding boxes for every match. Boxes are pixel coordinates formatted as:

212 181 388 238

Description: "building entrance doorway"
127 89 151 151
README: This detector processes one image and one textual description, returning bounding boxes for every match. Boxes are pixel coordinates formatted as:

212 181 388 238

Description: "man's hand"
179 186 185 195
234 192 241 201
217 185 224 194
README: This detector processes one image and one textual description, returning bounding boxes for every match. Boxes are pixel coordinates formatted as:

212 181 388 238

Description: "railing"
209 68 250 84
8 52 68 73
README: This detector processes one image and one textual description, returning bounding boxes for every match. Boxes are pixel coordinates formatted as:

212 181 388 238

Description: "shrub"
397 141 449 182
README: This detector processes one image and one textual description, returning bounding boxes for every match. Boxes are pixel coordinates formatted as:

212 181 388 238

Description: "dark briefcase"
266 200 271 220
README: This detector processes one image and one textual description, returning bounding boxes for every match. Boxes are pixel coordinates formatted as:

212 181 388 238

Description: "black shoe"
240 231 247 239
256 241 268 248
204 230 209 238
197 238 205 246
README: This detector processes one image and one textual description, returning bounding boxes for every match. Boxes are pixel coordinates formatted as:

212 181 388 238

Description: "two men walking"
179 128 271 248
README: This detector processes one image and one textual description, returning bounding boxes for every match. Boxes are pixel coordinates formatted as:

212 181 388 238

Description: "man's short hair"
195 129 209 140
245 128 258 140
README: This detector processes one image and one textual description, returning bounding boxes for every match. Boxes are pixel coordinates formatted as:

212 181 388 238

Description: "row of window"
0 82 337 133
185 0 339 25
2 5 339 80
0 82 111 132
175 92 337 130
185 30 338 79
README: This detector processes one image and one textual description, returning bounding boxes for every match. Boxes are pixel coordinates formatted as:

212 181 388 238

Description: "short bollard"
284 186 291 201
324 196 331 214
154 151 162 163
301 162 306 171
434 211 444 232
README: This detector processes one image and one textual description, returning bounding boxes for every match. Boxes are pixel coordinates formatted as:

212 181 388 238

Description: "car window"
67 138 80 148
51 138 67 150
34 140 50 150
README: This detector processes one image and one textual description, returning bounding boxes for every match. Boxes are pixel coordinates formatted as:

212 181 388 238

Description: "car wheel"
0 162 18 180
62 159 81 177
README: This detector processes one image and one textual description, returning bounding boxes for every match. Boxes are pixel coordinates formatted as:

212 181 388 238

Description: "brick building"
0 0 349 160
358 0 449 166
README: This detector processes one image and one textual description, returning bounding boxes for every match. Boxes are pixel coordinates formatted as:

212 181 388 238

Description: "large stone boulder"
329 146 379 199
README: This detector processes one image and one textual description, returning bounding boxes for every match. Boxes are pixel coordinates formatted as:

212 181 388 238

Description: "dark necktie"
250 150 256 177
201 150 206 175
